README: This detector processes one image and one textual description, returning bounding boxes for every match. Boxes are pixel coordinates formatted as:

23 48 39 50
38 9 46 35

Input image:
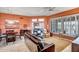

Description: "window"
51 14 79 37
38 18 44 22
51 19 57 32
57 19 62 33
51 18 62 33
70 16 76 36
64 17 71 35
32 19 37 22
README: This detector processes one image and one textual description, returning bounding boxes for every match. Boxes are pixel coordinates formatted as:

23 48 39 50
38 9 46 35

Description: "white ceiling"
0 7 76 16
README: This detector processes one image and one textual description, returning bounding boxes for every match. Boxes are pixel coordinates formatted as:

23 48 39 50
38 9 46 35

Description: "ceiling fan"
43 7 56 11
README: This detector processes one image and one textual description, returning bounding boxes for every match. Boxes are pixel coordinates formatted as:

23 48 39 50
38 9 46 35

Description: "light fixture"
43 7 55 11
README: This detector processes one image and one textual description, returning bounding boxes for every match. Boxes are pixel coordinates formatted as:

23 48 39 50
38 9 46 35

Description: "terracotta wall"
49 7 79 33
50 7 79 18
0 8 78 33
0 13 50 33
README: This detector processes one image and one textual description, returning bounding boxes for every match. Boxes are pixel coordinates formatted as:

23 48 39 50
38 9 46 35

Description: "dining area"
0 29 21 47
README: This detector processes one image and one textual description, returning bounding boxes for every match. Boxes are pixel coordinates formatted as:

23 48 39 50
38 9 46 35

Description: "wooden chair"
6 30 16 43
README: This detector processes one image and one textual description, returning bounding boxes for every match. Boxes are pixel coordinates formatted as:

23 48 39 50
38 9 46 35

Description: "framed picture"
5 20 20 29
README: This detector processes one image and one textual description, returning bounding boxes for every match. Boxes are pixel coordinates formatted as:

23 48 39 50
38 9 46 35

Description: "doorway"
32 18 44 34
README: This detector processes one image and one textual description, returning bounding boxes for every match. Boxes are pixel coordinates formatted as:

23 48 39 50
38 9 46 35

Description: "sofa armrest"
41 43 55 52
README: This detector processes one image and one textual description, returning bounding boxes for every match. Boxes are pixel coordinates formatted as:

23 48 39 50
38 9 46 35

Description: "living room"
0 7 79 52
